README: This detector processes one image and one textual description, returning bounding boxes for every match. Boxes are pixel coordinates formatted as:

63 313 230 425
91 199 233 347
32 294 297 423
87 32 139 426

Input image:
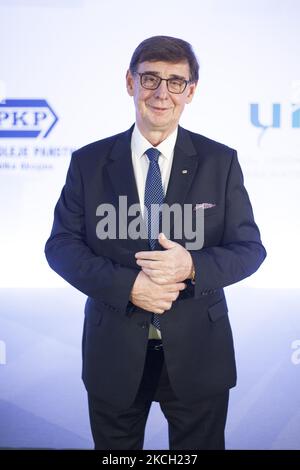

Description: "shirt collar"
131 124 178 160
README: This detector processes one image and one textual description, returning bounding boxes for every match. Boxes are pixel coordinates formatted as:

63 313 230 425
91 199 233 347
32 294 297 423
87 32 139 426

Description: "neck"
136 123 177 147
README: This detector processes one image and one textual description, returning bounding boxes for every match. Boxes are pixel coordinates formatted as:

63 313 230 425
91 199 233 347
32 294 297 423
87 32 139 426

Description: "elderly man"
45 35 266 450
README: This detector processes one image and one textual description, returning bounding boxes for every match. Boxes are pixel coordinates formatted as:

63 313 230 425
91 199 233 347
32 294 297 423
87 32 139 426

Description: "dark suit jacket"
45 125 266 408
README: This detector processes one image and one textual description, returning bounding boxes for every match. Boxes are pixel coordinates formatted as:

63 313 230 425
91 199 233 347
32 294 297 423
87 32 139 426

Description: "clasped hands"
130 233 194 314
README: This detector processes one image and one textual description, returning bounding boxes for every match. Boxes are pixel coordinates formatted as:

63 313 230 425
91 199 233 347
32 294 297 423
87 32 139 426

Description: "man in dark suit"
45 36 266 450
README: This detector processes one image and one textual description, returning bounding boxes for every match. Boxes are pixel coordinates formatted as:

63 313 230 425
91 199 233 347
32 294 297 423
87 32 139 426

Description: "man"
45 36 266 450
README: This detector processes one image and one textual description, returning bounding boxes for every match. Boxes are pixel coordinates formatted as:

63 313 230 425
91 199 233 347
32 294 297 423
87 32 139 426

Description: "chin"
149 116 171 127
149 122 171 132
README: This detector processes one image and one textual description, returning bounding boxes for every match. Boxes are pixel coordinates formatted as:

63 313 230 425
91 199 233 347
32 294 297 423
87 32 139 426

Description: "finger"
146 275 171 285
135 250 164 260
161 301 172 311
166 282 186 292
142 267 166 279
141 267 159 277
158 233 177 249
163 292 179 302
141 267 152 275
178 282 187 290
136 259 164 269
153 308 165 314
155 301 171 311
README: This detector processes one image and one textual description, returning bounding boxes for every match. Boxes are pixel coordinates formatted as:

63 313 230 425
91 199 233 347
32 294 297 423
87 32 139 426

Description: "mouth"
148 105 171 113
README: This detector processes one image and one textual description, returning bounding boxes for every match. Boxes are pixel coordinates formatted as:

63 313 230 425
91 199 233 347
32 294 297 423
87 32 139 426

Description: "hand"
135 233 194 285
130 270 186 314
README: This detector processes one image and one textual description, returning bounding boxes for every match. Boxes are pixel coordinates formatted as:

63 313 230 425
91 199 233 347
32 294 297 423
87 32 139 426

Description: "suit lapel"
105 126 139 208
164 126 199 208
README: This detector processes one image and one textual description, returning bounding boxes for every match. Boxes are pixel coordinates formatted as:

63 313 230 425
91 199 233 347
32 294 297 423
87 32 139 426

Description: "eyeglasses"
136 72 191 94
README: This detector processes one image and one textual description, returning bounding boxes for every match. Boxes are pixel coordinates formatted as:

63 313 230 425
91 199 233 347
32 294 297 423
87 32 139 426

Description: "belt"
147 339 163 351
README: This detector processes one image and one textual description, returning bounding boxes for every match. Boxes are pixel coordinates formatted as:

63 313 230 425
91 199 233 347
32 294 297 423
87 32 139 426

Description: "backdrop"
0 0 299 449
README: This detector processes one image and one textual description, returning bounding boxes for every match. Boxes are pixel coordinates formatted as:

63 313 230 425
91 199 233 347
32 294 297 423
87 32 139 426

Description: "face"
126 61 197 139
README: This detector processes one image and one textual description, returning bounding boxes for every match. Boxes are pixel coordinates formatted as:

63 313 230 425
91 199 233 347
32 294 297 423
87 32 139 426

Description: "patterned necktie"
144 147 164 330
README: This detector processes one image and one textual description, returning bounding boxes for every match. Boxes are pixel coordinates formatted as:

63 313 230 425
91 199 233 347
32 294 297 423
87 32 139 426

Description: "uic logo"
250 103 300 145
291 339 300 365
0 99 58 138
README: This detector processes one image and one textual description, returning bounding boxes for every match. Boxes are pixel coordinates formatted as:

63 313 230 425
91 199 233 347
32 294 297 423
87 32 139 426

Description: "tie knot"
145 147 160 163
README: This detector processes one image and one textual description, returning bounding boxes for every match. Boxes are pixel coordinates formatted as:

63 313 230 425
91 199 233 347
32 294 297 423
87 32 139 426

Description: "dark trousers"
88 340 229 450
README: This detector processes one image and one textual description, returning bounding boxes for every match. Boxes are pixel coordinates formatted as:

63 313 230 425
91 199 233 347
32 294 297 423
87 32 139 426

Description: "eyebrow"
142 71 187 80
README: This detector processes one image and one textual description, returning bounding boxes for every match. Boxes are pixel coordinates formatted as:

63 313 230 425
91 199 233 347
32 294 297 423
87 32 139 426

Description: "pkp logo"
0 99 58 138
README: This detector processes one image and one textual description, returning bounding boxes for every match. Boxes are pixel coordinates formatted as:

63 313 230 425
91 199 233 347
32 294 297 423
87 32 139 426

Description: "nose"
154 79 169 99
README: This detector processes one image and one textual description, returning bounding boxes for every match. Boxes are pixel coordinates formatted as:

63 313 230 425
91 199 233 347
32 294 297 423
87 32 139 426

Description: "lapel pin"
182 169 188 174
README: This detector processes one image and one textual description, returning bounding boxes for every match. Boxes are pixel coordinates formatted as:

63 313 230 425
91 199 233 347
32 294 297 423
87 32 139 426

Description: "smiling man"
45 36 266 450
126 60 196 144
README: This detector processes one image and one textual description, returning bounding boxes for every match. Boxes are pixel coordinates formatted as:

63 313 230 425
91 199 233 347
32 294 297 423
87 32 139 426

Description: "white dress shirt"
131 124 178 339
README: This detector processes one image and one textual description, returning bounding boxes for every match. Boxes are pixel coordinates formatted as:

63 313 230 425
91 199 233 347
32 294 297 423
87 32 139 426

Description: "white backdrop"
0 0 299 449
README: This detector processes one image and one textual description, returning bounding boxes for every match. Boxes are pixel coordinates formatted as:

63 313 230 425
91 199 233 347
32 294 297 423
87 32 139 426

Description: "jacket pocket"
208 298 228 322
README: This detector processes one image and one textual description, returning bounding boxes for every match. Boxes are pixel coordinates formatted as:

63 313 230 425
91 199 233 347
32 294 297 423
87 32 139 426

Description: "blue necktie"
144 147 164 330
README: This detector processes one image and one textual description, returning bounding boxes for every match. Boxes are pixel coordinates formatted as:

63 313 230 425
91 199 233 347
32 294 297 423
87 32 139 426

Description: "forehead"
137 60 190 78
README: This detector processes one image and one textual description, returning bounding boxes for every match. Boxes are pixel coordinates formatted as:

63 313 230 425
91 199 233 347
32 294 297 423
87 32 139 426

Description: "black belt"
147 339 163 351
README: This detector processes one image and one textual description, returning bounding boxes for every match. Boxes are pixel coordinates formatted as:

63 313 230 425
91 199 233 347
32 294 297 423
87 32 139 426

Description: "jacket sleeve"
190 150 266 298
45 153 139 313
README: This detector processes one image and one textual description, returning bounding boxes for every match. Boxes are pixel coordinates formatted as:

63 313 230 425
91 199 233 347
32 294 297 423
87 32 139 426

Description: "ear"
185 81 198 104
126 70 135 97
